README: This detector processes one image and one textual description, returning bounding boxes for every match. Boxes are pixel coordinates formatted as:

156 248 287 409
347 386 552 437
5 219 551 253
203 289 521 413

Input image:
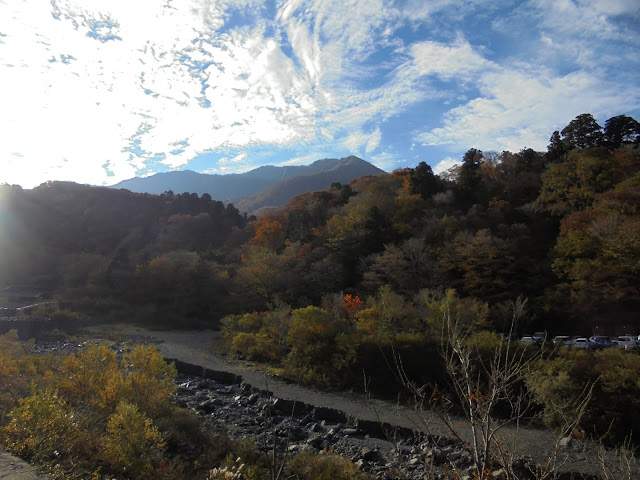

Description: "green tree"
561 113 604 150
551 184 640 315
538 148 620 216
410 162 442 199
286 306 355 386
362 238 436 294
456 148 484 206
546 130 567 163
604 114 640 148
438 229 516 303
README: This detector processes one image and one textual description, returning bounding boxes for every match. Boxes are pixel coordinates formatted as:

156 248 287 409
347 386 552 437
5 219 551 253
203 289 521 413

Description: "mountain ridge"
110 156 385 211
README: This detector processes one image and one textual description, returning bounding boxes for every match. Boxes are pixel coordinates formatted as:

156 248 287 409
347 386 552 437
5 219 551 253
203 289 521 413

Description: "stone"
559 436 574 449
361 448 378 461
227 385 239 394
448 450 462 461
306 436 323 448
310 422 323 432
491 468 507 480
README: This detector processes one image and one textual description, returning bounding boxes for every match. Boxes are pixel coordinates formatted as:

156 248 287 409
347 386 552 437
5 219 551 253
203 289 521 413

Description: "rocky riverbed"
170 359 478 480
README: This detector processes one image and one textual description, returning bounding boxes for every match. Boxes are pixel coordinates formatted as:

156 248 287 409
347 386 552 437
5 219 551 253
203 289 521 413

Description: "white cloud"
408 39 490 81
417 66 639 152
342 128 382 154
368 151 395 172
366 128 382 153
276 153 326 167
584 0 640 17
433 157 460 175
529 0 640 50
278 0 400 82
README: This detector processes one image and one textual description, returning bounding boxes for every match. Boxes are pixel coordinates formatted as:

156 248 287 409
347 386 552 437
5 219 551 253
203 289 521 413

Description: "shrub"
101 401 166 479
230 332 279 362
121 344 177 417
58 343 123 413
287 451 367 480
526 348 640 445
2 389 80 464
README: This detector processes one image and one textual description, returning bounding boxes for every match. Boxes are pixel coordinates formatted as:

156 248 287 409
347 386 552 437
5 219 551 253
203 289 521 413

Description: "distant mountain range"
111 156 384 212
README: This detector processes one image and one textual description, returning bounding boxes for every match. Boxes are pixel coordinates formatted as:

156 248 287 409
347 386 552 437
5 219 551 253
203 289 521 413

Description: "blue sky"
1 0 639 188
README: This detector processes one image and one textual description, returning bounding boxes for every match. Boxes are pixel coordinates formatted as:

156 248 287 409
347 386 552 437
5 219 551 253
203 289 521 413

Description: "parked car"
521 336 538 346
588 336 613 349
532 331 547 344
570 337 591 349
615 336 639 350
552 335 571 345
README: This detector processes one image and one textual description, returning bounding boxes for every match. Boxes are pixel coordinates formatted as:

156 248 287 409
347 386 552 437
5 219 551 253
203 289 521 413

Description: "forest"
1 113 638 332
1 112 640 458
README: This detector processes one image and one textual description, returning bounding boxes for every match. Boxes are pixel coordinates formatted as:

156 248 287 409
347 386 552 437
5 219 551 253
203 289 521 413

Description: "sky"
1 0 639 189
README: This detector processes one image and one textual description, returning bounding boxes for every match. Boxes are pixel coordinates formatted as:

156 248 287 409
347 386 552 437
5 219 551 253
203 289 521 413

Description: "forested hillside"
1 113 638 333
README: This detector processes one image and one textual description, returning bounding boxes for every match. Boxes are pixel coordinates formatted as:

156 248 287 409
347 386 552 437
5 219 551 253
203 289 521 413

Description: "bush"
230 332 279 362
58 343 123 413
2 389 80 464
101 401 166 479
526 348 640 445
287 451 367 480
121 344 177 417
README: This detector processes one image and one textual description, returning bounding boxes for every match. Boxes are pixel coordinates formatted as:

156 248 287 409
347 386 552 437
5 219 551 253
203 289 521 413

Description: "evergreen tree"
561 113 604 150
604 114 640 148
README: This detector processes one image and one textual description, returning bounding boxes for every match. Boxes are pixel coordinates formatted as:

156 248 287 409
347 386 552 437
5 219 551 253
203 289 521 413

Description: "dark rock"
361 448 378 461
312 406 348 424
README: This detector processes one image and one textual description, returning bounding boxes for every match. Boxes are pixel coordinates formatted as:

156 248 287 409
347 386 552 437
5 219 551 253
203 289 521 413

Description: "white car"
570 337 591 349
615 336 639 350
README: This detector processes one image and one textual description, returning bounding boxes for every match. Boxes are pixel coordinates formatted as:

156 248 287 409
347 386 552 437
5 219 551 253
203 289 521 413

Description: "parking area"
520 333 640 350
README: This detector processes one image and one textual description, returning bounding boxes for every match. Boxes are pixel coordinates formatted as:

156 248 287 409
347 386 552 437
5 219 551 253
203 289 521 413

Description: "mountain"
110 156 385 210
234 156 385 213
